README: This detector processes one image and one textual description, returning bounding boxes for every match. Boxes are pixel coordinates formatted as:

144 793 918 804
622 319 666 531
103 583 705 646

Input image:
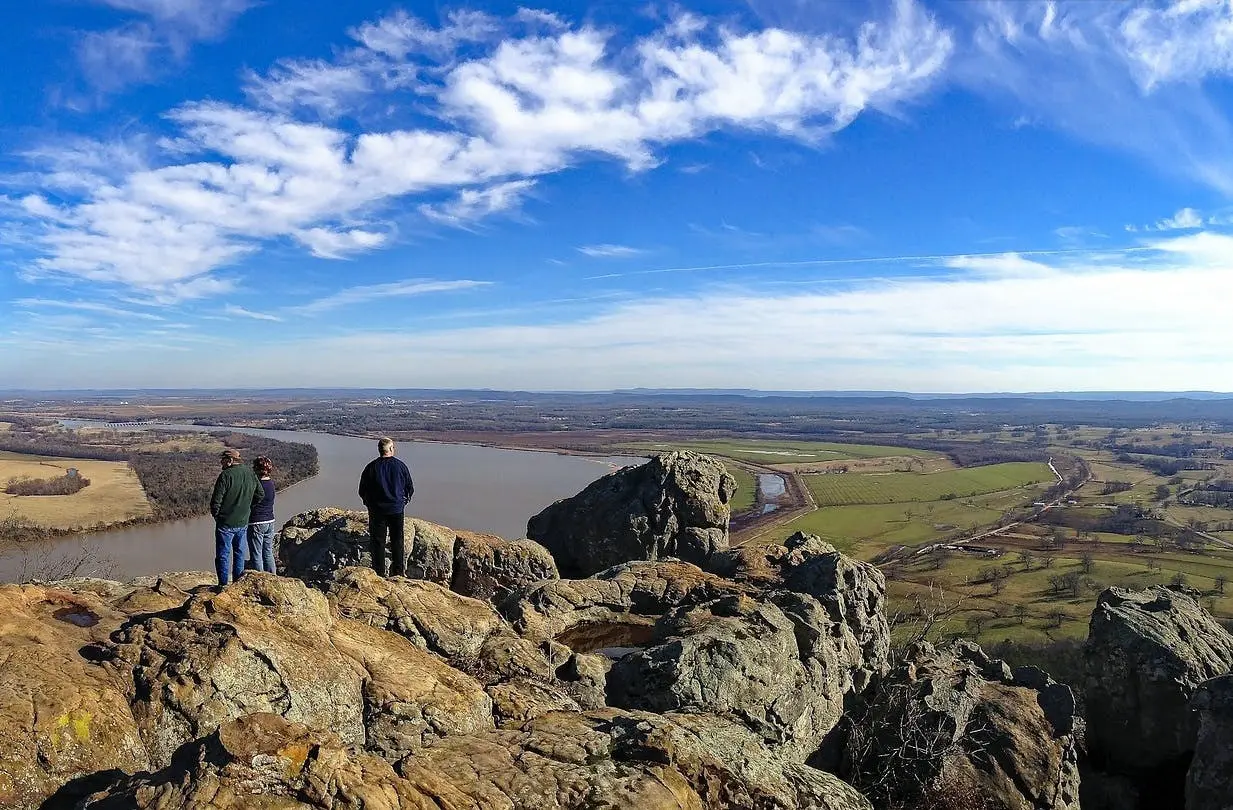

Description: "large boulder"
0 584 151 810
326 566 604 728
840 641 1081 810
1188 674 1233 810
1083 586 1233 785
104 574 367 767
278 508 558 601
74 712 462 809
607 591 866 762
526 451 737 577
79 710 873 810
501 559 747 645
710 532 891 691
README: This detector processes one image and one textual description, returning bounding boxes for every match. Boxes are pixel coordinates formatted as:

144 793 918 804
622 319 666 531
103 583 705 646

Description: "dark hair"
253 456 274 476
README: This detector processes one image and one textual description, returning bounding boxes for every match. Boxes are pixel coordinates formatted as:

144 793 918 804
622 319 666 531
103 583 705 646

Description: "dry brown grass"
0 451 151 529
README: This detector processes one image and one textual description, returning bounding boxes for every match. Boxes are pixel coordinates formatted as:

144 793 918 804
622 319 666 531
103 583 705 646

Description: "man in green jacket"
210 448 264 586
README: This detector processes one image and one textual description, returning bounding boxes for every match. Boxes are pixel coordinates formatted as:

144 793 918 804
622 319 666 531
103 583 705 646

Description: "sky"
4 0 1233 392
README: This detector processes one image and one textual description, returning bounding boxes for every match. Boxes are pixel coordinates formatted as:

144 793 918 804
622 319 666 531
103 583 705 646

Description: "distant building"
66 468 79 478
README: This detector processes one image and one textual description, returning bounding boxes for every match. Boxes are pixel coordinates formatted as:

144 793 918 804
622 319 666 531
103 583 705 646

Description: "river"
0 425 641 582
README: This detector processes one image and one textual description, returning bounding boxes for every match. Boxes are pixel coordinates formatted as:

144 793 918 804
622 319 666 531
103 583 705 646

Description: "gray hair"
378 437 395 456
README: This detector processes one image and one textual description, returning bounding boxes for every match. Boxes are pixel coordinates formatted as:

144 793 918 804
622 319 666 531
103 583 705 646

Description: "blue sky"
4 0 1233 391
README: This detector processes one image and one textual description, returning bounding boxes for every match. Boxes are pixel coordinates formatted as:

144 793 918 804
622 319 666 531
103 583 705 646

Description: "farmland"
803 462 1055 506
0 450 152 530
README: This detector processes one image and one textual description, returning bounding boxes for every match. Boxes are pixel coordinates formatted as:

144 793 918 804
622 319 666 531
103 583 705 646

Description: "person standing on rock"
210 448 264 586
358 437 414 577
247 456 278 574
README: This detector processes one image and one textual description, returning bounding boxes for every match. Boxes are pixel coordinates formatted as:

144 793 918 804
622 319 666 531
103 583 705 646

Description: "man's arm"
210 473 228 519
402 460 414 503
251 472 265 506
358 462 372 505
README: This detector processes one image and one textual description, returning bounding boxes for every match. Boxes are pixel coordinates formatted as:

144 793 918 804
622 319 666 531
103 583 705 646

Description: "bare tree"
1020 551 1036 571
1080 552 1096 575
1215 575 1227 596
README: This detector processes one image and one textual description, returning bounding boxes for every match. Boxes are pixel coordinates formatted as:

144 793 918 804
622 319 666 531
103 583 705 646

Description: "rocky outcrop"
278 508 558 601
105 573 368 768
1083 586 1233 784
708 532 891 692
0 584 151 810
840 641 1082 810
1188 674 1233 810
526 451 736 577
608 592 860 762
79 709 874 810
501 558 747 645
75 712 452 809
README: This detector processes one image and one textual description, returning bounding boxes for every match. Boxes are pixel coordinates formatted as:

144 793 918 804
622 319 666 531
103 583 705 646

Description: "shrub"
5 473 91 496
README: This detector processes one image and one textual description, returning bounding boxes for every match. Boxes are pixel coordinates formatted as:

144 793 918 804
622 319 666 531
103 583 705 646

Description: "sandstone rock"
1188 674 1233 810
279 508 556 601
0 584 150 810
79 709 873 810
326 566 505 660
501 559 746 645
105 574 366 767
841 641 1081 810
526 452 736 577
330 619 494 763
76 712 462 809
326 567 603 729
398 709 873 810
708 532 891 688
607 593 857 762
1084 587 1233 779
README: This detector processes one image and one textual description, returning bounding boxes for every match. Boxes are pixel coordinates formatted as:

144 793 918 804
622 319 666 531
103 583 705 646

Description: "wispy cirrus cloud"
9 2 953 301
289 278 491 315
13 298 165 321
956 1 1233 195
223 304 281 322
577 244 646 258
78 0 255 94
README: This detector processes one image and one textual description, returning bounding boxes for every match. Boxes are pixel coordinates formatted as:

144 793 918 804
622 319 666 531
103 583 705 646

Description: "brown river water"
0 425 641 582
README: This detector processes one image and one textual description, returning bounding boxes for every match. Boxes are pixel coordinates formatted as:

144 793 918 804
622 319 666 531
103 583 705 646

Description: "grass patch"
619 438 936 465
726 463 757 514
804 462 1054 507
0 451 151 530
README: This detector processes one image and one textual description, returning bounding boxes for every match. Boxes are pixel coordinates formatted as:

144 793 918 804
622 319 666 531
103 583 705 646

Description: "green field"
727 464 757 513
804 462 1054 506
620 438 934 465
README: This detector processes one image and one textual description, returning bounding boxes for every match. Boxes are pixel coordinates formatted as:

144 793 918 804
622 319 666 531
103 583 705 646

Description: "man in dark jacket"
210 448 264 586
358 437 414 577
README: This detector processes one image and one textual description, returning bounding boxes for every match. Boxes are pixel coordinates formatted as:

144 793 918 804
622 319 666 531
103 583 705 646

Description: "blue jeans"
247 521 277 573
214 524 248 585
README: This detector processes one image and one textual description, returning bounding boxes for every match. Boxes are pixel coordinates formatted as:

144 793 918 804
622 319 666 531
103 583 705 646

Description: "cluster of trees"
130 433 317 520
5 473 91 496
1178 478 1233 509
0 422 317 522
1101 480 1134 495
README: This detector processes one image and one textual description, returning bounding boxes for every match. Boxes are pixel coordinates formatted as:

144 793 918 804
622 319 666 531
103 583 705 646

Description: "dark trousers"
368 510 406 577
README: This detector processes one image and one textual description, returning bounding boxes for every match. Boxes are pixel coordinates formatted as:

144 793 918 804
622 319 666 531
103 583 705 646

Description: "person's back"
358 437 414 577
211 461 263 528
359 455 414 514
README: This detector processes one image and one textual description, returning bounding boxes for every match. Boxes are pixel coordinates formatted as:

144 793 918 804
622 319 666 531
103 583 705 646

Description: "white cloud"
420 180 537 228
14 234 1233 390
223 304 282 322
1157 206 1205 230
958 1 1233 195
79 0 254 92
1120 0 1233 90
578 244 646 258
13 298 165 321
10 3 952 298
289 278 492 315
295 228 388 259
